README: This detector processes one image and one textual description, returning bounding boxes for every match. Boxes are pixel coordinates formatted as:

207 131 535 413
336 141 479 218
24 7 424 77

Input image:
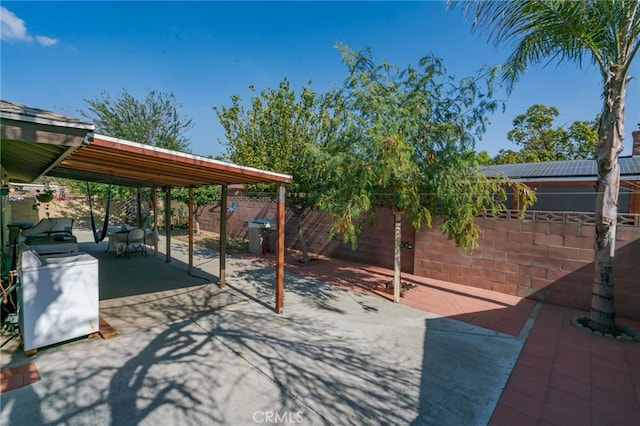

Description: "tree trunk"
295 210 309 263
393 212 402 303
590 66 625 335
194 206 204 235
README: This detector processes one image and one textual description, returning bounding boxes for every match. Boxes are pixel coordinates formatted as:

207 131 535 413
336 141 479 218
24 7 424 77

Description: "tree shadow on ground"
1 266 429 425
226 260 349 314
5 228 636 425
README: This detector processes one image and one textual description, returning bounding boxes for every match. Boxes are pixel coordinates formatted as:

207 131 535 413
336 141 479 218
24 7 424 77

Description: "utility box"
248 219 276 255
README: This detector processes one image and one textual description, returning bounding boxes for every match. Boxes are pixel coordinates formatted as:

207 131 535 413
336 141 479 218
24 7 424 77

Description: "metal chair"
124 228 146 258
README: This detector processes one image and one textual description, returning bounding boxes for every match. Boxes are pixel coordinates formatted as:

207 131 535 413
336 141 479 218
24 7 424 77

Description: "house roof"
481 157 640 183
1 100 292 188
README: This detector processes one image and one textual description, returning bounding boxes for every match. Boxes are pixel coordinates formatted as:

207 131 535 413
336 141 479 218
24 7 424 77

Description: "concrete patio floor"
1 229 639 425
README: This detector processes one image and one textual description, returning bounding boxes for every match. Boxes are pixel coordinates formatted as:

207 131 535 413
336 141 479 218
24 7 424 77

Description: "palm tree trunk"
590 66 625 334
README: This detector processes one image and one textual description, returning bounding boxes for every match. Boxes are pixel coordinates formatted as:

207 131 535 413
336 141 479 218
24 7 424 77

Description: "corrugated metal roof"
49 133 292 187
1 100 93 183
0 99 94 130
482 157 640 180
1 100 292 188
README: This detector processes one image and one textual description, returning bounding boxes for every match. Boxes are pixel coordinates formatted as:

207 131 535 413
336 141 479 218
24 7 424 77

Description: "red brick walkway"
0 362 40 393
256 251 640 425
491 304 640 426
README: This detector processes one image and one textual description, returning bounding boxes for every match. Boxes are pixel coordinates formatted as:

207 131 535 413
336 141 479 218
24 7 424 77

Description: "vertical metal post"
275 184 285 313
220 184 228 288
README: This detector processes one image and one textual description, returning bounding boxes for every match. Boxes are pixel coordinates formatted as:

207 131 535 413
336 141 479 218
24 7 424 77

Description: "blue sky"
2 1 639 159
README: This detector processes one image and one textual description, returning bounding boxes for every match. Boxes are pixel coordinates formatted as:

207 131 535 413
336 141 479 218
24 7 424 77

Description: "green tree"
320 46 535 302
474 150 493 166
491 105 598 164
215 79 340 262
61 180 129 200
81 89 193 151
459 0 640 334
567 117 599 160
507 104 570 161
172 185 222 235
492 148 543 165
498 104 598 162
78 89 195 228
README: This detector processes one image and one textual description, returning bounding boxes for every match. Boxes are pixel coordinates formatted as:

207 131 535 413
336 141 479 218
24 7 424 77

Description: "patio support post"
152 188 158 255
136 188 143 227
164 187 171 263
220 184 228 288
188 187 194 274
275 184 285 314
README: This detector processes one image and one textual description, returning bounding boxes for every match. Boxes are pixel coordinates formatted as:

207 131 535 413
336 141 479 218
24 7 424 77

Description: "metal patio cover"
1 100 290 314
1 100 292 188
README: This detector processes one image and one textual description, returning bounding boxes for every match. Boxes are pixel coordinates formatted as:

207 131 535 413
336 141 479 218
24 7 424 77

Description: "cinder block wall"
202 199 415 271
311 208 415 272
198 197 279 239
199 198 640 320
413 217 640 320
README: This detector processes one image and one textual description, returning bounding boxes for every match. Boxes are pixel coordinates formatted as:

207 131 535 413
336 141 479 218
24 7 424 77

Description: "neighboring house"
482 129 640 214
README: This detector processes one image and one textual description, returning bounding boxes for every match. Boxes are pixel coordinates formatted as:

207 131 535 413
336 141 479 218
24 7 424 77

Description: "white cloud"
1 7 58 46
36 35 58 46
1 7 31 41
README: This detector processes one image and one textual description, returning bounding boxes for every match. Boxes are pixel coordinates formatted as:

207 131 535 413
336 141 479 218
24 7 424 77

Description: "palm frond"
454 0 640 92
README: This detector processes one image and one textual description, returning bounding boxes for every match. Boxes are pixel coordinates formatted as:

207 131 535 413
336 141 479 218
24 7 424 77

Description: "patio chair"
124 227 146 259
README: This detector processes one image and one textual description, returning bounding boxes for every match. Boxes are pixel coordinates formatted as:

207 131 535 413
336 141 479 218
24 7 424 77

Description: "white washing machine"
18 250 99 352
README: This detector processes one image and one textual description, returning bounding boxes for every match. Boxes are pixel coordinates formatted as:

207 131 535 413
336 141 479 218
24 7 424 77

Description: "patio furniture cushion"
20 218 74 243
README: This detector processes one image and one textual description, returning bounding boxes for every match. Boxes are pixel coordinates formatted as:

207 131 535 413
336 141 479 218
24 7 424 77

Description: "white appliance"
18 250 99 352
